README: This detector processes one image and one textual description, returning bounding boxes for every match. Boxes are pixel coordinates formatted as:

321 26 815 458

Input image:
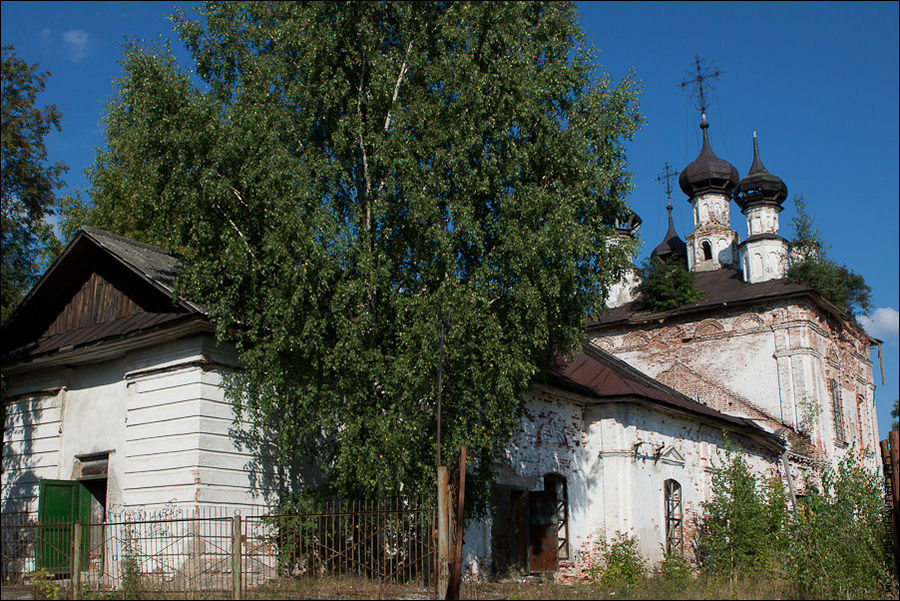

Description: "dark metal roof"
548 345 781 445
2 312 202 363
678 121 740 197
650 205 687 259
1 227 206 365
614 208 643 237
589 267 812 326
734 134 787 209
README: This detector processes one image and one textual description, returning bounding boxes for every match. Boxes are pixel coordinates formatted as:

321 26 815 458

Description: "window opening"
544 473 570 561
829 379 846 446
701 241 713 261
665 479 683 555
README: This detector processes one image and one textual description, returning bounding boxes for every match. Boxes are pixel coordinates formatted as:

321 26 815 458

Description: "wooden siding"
43 272 143 338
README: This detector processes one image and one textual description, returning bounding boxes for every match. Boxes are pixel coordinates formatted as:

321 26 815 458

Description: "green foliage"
891 399 898 430
589 532 645 589
30 568 62 600
696 447 788 578
786 453 893 599
635 254 703 312
653 549 692 586
78 1 642 505
1 45 67 323
120 524 143 599
698 447 893 599
785 195 872 316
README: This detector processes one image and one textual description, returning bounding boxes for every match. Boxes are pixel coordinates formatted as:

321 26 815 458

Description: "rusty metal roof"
549 345 780 444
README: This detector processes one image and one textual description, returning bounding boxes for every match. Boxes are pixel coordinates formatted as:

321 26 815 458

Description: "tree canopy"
68 1 642 503
635 254 703 312
785 195 871 317
1 45 67 323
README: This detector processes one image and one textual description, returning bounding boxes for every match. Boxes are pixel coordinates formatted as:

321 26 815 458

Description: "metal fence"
1 499 435 599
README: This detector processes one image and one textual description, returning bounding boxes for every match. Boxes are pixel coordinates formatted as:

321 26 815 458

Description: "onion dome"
734 132 787 209
650 203 687 260
678 117 740 197
613 208 642 238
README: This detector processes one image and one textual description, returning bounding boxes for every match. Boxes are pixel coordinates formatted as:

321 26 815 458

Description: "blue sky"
2 1 898 437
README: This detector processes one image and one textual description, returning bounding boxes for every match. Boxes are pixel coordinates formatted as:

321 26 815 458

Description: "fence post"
72 520 82 599
232 514 242 600
437 466 450 600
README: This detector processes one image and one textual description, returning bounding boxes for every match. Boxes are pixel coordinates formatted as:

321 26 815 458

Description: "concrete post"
72 521 82 599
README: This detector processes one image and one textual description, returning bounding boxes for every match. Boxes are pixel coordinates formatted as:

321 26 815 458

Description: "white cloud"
61 29 92 62
858 307 900 341
38 27 94 62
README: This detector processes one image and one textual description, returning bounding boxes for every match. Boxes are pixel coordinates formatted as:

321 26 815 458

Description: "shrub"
786 453 893 599
589 532 645 590
653 549 693 586
696 447 787 579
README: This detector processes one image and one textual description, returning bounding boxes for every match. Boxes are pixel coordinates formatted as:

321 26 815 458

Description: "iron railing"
1 499 435 599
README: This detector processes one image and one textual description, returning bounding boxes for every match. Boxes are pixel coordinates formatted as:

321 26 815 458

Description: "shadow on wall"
228 417 320 507
2 396 46 516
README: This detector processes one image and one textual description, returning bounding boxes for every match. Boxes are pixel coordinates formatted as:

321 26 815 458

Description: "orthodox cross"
679 55 722 118
656 162 678 208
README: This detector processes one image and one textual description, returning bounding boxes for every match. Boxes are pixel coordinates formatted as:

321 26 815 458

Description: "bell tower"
734 132 789 283
678 57 740 272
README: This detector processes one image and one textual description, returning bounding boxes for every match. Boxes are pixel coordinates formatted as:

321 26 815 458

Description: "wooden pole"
446 446 466 600
232 514 242 600
436 466 450 600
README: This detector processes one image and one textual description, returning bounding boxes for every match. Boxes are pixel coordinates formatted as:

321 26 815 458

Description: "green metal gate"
37 479 90 574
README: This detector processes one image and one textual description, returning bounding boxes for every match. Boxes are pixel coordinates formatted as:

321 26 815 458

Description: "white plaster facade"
589 298 880 478
685 192 739 272
461 385 781 579
1 330 271 519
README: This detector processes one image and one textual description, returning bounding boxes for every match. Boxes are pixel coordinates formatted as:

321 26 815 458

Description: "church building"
588 115 881 482
1 118 881 584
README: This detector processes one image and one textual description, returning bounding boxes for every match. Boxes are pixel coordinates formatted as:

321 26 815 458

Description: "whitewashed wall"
2 333 272 518
461 387 780 579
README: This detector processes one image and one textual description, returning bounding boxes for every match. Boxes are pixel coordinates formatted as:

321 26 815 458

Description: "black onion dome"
678 120 740 197
650 205 687 260
614 207 642 237
734 133 787 210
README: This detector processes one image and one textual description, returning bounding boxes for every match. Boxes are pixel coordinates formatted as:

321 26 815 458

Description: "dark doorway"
491 475 568 574
491 486 529 574
528 490 558 572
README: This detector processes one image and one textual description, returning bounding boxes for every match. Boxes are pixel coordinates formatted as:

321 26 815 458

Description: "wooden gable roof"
1 228 205 364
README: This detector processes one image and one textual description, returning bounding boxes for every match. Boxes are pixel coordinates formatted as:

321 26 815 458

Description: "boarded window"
830 379 846 446
665 479 683 555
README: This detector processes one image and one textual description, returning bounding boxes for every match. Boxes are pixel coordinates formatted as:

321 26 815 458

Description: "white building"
2 227 788 583
1 228 268 525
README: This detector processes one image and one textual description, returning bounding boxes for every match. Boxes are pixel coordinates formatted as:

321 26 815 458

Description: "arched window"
701 240 713 261
664 479 683 555
829 379 846 446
